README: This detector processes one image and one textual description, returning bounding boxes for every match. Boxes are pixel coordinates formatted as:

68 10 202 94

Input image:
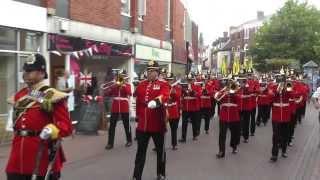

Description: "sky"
184 0 320 45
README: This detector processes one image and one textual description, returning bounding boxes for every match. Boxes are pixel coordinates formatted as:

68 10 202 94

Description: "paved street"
1 104 320 180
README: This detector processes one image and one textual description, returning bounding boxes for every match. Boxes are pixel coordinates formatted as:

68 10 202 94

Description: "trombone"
100 74 126 90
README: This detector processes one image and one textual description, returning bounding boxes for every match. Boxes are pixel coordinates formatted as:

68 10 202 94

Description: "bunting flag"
88 48 93 56
232 55 241 75
72 52 79 59
221 56 228 76
50 50 62 56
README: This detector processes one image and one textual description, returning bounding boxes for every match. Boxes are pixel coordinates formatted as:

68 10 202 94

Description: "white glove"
148 100 157 109
40 127 52 140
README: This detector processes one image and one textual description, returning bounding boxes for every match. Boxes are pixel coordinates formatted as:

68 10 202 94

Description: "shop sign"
135 44 171 62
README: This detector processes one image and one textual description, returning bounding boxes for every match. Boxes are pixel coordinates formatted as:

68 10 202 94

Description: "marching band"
99 63 310 179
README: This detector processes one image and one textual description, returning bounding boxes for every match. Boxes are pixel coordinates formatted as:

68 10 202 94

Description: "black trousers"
266 105 272 120
211 99 216 118
271 122 289 157
296 107 304 124
181 111 199 140
257 105 269 125
250 108 256 134
7 173 60 180
288 113 297 143
107 113 132 146
169 119 179 147
133 131 166 179
200 108 211 132
240 111 251 140
218 121 241 153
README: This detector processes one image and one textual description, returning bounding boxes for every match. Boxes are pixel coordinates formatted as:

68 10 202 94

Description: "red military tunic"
239 87 253 112
271 90 292 123
6 82 72 176
248 79 259 109
165 85 182 120
257 89 272 106
200 82 214 109
216 92 241 122
135 79 170 133
181 83 202 112
104 83 132 113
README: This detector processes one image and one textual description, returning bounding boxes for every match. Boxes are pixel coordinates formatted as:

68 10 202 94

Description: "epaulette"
43 88 69 103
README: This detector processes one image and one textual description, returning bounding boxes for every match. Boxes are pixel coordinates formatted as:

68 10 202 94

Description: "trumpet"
100 74 126 90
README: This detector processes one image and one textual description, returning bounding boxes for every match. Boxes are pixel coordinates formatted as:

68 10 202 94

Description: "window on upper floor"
56 0 69 18
121 0 131 17
244 28 249 39
165 0 171 30
14 0 42 6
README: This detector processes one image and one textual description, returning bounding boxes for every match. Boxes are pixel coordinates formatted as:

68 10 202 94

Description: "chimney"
223 32 228 38
257 11 264 20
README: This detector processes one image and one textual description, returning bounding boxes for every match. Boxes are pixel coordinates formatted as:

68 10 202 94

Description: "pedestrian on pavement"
132 60 170 180
214 79 241 158
104 70 133 150
5 54 73 180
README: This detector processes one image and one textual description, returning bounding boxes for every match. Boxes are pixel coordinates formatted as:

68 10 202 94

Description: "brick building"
0 0 198 135
213 11 269 73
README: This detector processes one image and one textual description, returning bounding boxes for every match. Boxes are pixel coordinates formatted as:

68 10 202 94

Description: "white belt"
241 95 251 98
113 97 129 101
258 95 267 97
200 96 211 99
221 103 238 107
166 102 177 107
184 96 196 100
273 103 289 107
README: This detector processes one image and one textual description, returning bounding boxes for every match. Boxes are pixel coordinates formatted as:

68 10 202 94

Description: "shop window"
0 27 17 50
14 0 42 6
56 0 69 18
20 31 42 52
0 53 17 115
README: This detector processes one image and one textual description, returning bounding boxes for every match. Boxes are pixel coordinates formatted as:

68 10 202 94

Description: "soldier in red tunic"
256 79 272 126
237 76 252 143
104 70 133 150
215 79 241 158
179 73 202 142
164 72 182 150
199 74 214 134
6 54 73 180
270 74 293 162
247 70 260 137
132 60 170 180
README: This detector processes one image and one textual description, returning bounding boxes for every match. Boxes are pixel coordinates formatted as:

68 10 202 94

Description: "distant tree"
249 0 320 71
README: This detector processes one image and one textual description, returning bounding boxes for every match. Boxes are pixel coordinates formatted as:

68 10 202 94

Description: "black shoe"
157 175 167 180
250 134 255 137
232 148 238 154
205 131 209 134
193 137 198 141
105 144 113 150
178 139 186 143
243 139 248 143
152 147 157 152
288 142 293 147
172 146 178 151
282 153 288 158
270 156 277 162
125 141 132 147
256 122 260 127
131 177 141 180
216 152 225 159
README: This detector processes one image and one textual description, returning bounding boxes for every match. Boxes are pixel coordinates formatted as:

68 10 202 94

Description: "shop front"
134 44 172 76
48 33 133 111
0 1 47 142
